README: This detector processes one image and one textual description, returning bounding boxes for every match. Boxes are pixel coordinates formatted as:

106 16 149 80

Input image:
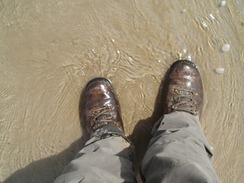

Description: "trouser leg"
54 124 135 183
142 111 220 183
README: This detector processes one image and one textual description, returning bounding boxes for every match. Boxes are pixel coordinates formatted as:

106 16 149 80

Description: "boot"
82 78 124 135
164 60 203 117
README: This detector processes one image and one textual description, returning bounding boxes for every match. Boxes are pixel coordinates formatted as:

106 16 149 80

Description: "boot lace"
171 88 197 115
89 105 115 130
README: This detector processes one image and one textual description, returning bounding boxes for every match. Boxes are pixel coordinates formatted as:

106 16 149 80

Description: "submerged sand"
0 0 243 182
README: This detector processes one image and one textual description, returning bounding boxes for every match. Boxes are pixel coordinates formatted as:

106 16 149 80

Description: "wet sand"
0 0 243 182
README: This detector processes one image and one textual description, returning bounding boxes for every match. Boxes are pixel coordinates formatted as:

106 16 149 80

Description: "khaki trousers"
54 112 220 183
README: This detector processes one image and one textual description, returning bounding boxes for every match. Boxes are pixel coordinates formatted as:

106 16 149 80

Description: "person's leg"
54 125 134 183
54 78 135 183
142 112 219 183
142 60 220 183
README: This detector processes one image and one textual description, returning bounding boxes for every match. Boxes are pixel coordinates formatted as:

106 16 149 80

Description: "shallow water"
0 0 243 182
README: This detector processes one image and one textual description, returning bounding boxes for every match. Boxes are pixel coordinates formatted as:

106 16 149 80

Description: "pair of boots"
82 60 203 136
54 60 220 183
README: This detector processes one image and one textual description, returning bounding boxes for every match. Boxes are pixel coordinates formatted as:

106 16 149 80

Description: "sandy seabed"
0 0 243 182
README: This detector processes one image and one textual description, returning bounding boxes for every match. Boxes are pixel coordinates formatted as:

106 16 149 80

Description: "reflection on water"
0 0 243 182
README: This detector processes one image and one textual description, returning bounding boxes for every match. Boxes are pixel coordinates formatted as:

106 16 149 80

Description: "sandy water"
0 0 243 182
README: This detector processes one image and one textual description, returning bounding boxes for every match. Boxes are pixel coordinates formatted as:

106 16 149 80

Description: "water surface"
0 0 243 182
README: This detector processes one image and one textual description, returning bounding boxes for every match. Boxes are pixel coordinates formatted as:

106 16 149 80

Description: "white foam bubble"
91 49 96 54
209 14 215 20
202 21 208 28
215 68 225 74
220 1 226 7
187 55 192 61
222 44 230 52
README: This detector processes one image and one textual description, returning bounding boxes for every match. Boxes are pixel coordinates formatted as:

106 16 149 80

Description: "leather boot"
164 60 203 117
82 78 124 135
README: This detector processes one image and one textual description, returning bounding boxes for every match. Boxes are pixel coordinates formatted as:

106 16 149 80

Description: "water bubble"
91 49 96 54
215 68 225 74
80 69 85 75
187 55 192 61
6 22 14 27
222 44 230 52
180 9 187 13
209 14 215 20
111 39 115 42
116 50 120 54
201 21 208 28
155 60 161 63
178 52 182 58
220 1 226 7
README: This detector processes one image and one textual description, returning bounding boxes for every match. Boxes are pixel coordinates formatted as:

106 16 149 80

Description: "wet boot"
164 60 203 117
142 60 220 183
82 77 124 135
54 78 135 183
